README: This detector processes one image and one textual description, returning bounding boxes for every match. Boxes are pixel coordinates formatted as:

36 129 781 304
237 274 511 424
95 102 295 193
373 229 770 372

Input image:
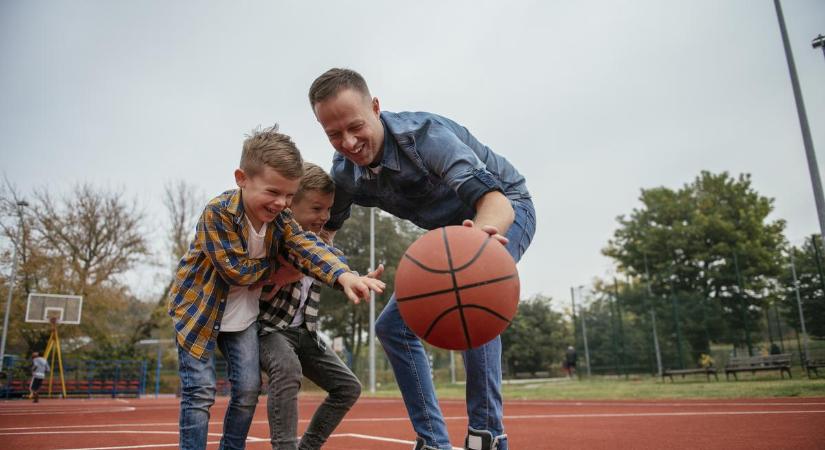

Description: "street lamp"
813 34 825 59
1 200 29 372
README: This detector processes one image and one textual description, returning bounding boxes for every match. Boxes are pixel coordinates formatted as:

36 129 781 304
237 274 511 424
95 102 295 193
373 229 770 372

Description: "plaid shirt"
258 279 324 348
168 189 350 361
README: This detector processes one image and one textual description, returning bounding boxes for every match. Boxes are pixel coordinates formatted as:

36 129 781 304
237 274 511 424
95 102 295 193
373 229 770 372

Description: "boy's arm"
198 205 271 286
279 214 384 303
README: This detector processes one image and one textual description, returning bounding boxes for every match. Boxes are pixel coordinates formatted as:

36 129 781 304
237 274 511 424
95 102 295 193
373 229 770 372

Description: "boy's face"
235 166 300 230
313 88 385 167
290 190 334 234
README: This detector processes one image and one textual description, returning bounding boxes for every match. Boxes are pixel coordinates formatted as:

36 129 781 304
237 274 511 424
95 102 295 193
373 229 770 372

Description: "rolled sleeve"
414 124 503 208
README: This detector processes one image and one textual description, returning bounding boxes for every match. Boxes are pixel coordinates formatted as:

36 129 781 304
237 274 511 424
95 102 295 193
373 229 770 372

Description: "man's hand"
366 263 385 280
337 271 386 304
249 255 304 300
462 219 509 246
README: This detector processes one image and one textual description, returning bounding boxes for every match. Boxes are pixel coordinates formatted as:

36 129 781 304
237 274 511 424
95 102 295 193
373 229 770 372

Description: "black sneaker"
413 436 440 450
465 427 507 450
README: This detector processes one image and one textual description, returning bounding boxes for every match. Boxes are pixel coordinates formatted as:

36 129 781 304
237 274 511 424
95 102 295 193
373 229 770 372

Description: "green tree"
779 237 825 339
500 295 571 375
604 171 786 360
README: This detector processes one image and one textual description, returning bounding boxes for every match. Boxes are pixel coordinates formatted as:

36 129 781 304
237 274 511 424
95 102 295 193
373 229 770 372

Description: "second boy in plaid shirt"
258 162 382 450
169 127 385 450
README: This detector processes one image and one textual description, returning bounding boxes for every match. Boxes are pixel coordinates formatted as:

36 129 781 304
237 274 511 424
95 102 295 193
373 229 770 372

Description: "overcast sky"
2 0 824 308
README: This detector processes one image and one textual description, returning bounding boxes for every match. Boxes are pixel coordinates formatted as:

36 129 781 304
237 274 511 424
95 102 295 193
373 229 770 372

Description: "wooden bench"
662 367 718 382
804 359 825 378
724 354 792 380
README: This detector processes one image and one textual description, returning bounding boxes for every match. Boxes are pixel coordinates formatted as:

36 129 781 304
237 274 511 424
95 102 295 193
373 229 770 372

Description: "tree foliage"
0 181 151 357
603 171 786 361
500 295 571 375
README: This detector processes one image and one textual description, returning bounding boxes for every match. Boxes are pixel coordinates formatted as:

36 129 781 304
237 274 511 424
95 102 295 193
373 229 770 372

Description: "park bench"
662 367 718 382
724 354 792 380
804 359 825 378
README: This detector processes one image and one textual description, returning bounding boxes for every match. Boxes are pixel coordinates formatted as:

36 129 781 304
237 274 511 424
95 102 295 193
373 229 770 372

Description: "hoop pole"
55 325 66 398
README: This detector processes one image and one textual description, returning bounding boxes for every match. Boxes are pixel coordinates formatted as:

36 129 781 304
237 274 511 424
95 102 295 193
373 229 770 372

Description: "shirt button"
214 325 220 330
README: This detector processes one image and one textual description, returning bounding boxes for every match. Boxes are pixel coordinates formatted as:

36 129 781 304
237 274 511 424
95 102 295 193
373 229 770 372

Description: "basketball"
394 225 520 350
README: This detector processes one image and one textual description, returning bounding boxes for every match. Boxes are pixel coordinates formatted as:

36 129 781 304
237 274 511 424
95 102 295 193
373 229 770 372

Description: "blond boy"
168 127 384 450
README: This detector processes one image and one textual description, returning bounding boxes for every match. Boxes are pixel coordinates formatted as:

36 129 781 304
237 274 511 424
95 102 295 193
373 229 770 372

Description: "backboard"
25 293 83 325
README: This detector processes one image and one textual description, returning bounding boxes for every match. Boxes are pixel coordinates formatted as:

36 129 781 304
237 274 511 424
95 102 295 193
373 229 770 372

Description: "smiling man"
309 68 536 450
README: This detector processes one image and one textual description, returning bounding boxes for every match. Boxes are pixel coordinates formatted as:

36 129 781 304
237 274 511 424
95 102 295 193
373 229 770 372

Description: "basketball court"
1 395 823 449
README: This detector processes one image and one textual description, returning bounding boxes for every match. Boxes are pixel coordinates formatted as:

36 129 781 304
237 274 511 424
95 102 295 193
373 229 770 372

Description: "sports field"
1 394 823 449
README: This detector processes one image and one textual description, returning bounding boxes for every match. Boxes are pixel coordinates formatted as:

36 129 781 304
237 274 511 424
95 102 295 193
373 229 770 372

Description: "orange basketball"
394 225 520 350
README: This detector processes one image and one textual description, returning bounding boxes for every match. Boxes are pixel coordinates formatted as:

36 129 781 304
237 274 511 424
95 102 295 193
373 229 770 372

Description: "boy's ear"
371 97 381 116
234 169 247 188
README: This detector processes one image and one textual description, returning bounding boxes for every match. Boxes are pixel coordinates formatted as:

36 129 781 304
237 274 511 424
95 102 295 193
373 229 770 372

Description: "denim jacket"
327 111 530 231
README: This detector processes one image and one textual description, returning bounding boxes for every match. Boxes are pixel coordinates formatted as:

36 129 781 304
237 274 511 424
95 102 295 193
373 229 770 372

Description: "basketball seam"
402 235 493 274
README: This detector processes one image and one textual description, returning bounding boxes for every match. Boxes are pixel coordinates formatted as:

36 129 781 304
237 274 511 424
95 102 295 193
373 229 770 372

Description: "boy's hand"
249 255 303 299
462 219 509 246
337 271 386 304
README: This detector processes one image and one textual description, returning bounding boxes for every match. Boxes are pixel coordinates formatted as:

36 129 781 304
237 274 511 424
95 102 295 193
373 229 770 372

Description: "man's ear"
234 168 247 188
372 97 381 116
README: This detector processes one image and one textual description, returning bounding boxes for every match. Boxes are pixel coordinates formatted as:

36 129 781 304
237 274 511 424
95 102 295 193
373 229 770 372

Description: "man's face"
235 166 300 230
313 88 385 167
291 190 334 234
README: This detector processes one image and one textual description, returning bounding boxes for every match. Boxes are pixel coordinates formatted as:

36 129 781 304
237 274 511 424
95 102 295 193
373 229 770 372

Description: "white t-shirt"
221 216 267 332
289 275 315 327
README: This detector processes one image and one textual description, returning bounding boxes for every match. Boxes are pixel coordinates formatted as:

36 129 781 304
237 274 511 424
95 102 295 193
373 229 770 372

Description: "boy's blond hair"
240 124 303 179
294 162 335 204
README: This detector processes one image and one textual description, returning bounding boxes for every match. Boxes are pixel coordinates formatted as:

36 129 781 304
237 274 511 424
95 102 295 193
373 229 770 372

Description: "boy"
168 126 385 450
258 162 380 450
29 352 49 403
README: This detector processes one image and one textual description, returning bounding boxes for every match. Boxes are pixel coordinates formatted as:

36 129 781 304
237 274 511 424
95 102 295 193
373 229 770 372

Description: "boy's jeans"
376 199 535 450
259 325 361 450
177 322 261 450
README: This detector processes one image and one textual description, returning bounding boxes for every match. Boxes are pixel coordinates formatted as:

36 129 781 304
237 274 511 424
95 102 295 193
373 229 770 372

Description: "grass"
363 372 825 401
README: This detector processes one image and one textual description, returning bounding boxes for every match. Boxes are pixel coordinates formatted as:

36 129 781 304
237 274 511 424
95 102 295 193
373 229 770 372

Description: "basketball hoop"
24 293 83 399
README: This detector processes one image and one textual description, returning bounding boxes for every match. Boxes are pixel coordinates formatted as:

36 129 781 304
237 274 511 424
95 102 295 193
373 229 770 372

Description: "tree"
0 182 151 357
779 237 825 339
604 171 786 359
500 294 571 375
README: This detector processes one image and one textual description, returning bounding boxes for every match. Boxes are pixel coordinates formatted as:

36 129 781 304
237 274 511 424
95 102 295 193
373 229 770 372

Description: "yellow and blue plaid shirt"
168 189 350 361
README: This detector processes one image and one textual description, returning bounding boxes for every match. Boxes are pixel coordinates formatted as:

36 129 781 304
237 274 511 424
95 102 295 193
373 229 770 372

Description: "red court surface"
1 395 824 449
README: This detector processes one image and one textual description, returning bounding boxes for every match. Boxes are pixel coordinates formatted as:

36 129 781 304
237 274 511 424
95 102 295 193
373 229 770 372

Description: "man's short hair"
294 162 335 204
241 124 303 179
308 68 371 108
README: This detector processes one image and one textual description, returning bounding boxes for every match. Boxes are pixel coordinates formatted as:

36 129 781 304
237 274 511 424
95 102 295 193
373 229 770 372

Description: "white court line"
499 400 825 407
0 407 135 416
332 433 463 450
3 407 825 433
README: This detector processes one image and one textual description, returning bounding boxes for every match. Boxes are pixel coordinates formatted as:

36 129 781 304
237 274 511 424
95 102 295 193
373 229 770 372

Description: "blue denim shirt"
327 111 530 231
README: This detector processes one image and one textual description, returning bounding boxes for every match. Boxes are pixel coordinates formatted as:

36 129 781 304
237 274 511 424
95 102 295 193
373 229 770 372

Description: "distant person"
564 346 577 378
30 352 49 403
309 68 535 450
168 126 384 450
769 343 781 355
258 162 382 450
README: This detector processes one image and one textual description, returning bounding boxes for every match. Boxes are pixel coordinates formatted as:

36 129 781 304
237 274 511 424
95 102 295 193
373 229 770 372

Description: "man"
30 352 49 403
309 68 536 450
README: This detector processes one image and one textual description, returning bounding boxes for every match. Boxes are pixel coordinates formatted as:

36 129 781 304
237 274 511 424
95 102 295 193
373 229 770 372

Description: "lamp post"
576 286 592 377
773 0 825 247
1 200 29 372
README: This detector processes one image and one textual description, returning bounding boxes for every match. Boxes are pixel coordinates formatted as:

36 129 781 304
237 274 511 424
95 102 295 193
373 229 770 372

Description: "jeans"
178 322 261 450
375 199 535 450
259 325 361 450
